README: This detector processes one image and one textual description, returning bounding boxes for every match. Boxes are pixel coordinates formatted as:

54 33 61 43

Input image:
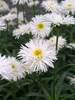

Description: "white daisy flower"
48 36 66 51
18 39 57 73
63 15 75 25
0 18 7 31
30 15 52 38
44 13 64 25
0 0 9 13
0 56 25 81
13 24 30 38
60 0 75 15
41 0 60 13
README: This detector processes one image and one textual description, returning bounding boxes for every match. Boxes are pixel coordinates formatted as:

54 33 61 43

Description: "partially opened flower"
41 0 60 13
18 39 57 73
63 15 75 25
13 24 30 38
0 56 25 81
60 0 75 15
67 43 75 49
18 12 24 24
68 76 75 85
2 12 17 22
27 0 39 7
0 18 7 31
30 15 52 38
48 36 66 51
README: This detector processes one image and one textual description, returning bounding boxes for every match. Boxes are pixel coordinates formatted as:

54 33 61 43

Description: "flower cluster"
0 0 75 81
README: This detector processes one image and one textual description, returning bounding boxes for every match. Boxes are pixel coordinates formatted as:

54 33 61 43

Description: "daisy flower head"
48 36 66 51
41 0 60 13
60 0 75 15
18 39 57 73
30 15 52 38
13 23 30 38
0 56 25 81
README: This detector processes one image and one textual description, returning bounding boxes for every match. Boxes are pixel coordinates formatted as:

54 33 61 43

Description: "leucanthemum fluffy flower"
18 39 57 73
41 0 60 13
48 36 66 51
0 56 25 81
60 0 75 15
30 15 52 38
13 24 30 38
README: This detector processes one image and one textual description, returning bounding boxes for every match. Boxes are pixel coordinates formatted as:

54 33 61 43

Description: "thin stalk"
52 66 57 100
56 31 59 52
32 1 36 17
6 21 9 32
38 81 53 100
54 26 60 100
70 30 73 43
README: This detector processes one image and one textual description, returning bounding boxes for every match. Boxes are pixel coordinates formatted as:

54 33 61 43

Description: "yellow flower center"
36 23 45 30
66 3 72 9
33 48 43 59
12 64 16 69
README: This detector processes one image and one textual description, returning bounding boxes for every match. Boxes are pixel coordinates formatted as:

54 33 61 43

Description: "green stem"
38 81 53 100
70 26 73 42
55 26 60 100
32 4 36 17
56 28 59 52
52 67 56 100
6 21 9 32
